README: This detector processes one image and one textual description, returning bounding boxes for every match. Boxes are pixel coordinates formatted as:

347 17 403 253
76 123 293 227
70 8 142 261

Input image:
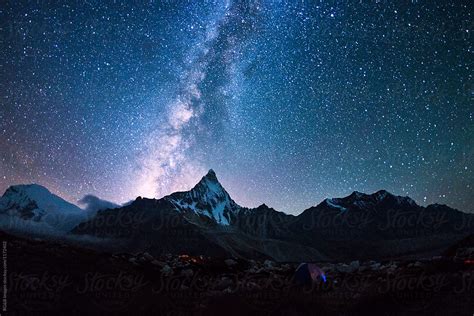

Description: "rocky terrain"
3 230 473 315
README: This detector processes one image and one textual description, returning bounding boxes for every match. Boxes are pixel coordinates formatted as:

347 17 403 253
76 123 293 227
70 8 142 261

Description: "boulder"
350 260 360 270
413 261 423 268
336 264 356 273
387 265 397 274
161 265 173 276
223 287 234 294
370 263 381 270
264 260 274 270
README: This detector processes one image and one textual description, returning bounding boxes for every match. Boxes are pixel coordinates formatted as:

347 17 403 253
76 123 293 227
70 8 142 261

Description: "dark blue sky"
0 0 472 214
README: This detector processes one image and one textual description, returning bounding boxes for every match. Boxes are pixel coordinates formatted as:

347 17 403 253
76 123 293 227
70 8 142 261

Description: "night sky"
0 1 472 214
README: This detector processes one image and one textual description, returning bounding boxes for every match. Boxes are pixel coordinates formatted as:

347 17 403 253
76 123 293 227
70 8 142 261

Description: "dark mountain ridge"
0 170 472 261
70 170 473 261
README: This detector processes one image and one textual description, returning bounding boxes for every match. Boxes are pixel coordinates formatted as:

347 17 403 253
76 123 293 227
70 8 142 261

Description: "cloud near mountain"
78 194 120 213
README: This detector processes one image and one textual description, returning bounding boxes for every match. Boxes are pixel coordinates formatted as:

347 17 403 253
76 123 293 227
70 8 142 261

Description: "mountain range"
0 170 472 261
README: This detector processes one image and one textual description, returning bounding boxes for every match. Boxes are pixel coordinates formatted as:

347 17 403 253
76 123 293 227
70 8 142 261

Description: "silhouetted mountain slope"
290 190 472 259
0 171 471 260
71 170 473 261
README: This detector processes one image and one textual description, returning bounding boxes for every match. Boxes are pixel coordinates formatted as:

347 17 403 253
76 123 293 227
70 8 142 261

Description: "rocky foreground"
3 230 474 315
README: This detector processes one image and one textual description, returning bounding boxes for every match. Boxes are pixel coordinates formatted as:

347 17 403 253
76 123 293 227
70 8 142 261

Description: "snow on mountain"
331 189 418 209
323 198 348 212
165 169 241 225
0 184 89 234
163 171 419 226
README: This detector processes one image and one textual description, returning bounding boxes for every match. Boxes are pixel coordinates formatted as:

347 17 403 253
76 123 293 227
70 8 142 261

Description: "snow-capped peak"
191 169 227 197
316 189 420 211
350 191 366 198
0 184 88 233
203 169 218 181
373 189 389 201
1 184 81 214
166 169 240 225
372 190 417 205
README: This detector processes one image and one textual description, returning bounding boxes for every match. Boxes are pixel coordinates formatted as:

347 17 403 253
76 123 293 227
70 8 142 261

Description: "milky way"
0 1 472 214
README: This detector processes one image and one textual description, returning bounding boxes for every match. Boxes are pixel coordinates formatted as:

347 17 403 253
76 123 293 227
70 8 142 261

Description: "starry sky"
0 0 472 214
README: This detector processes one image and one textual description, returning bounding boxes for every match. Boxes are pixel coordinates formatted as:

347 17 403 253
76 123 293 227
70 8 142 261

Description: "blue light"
321 274 327 283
